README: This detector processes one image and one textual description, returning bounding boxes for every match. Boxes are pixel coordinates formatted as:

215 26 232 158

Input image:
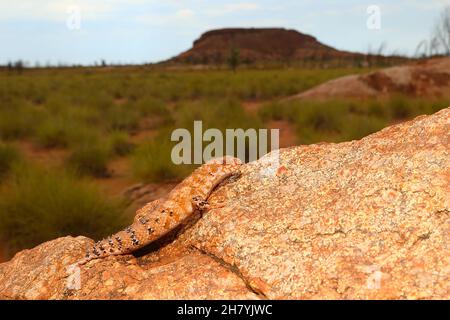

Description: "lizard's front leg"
191 195 210 211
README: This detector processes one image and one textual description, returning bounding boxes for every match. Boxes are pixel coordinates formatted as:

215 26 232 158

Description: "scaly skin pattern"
79 156 242 265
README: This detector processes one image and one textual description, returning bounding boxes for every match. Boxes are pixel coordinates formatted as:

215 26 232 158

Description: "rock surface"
289 57 450 100
0 108 449 300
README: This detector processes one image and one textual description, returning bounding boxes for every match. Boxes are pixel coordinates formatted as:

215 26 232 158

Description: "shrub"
0 164 126 258
258 102 287 121
67 142 111 177
0 107 40 140
106 104 139 132
0 143 20 181
301 103 344 132
131 133 194 182
34 116 100 149
173 98 263 132
427 100 450 114
135 97 168 118
341 115 388 142
34 117 71 148
108 131 134 156
390 96 411 120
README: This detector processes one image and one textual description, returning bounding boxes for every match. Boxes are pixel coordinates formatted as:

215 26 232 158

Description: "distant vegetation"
0 65 448 259
416 6 450 57
1 67 446 175
259 95 449 145
0 67 373 178
227 47 241 71
0 143 20 181
0 164 126 257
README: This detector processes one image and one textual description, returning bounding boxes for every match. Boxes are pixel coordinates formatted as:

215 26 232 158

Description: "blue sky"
1 0 449 65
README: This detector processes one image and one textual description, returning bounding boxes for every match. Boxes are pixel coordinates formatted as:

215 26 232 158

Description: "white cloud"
136 8 199 27
0 1 262 23
135 2 264 30
231 17 288 28
205 2 261 16
0 0 153 22
225 3 260 12
407 0 450 10
175 9 196 18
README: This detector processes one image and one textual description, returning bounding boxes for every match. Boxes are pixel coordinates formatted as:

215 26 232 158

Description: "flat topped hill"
167 27 364 65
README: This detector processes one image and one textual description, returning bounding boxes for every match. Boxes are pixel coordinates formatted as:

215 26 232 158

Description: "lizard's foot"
192 195 210 211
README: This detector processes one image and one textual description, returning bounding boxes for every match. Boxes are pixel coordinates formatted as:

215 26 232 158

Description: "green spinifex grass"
258 95 449 145
0 163 127 258
0 66 371 105
131 98 264 182
0 143 21 181
67 142 112 178
0 66 371 153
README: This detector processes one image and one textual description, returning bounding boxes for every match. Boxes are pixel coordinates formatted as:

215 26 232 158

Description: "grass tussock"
0 143 21 181
67 141 111 178
106 104 140 133
34 117 92 148
258 96 449 144
131 98 263 182
173 98 263 131
0 67 371 166
108 131 134 157
0 164 126 257
131 131 195 182
0 105 41 140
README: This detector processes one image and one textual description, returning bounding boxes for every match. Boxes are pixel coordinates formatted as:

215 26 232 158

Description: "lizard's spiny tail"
78 155 242 265
79 228 134 265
